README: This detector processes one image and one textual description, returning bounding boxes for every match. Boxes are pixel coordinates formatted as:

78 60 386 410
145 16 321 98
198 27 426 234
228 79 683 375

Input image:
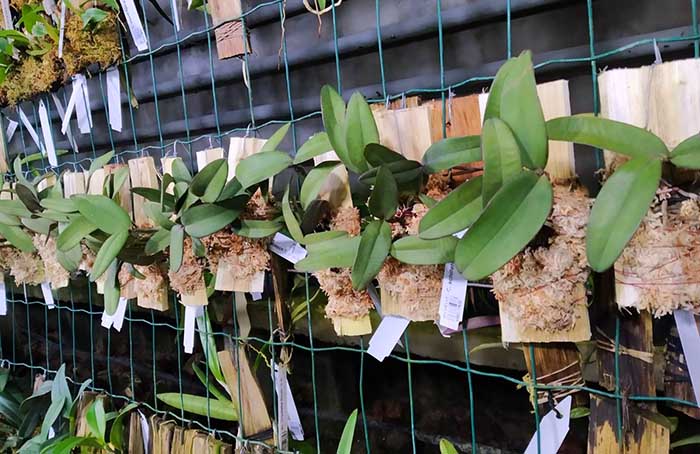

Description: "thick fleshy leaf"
171 158 192 183
90 230 129 281
0 224 35 252
88 151 114 178
217 177 244 201
455 171 553 280
103 260 120 317
234 219 283 238
190 159 227 200
495 51 548 169
320 85 349 169
351 220 391 289
344 92 379 173
75 195 131 234
57 216 96 251
482 57 518 121
169 225 184 272
546 115 669 160
21 217 52 235
260 123 291 152
56 244 82 272
40 197 77 213
368 166 398 220
390 235 457 265
359 159 423 186
337 409 358 454
157 393 237 421
15 183 41 212
0 200 32 217
300 161 341 209
364 143 405 167
293 132 333 164
144 228 170 255
144 202 175 229
481 118 522 203
422 136 481 173
181 202 243 238
419 176 483 239
670 134 700 169
587 158 662 272
302 230 349 245
282 186 304 243
296 235 359 272
235 151 292 190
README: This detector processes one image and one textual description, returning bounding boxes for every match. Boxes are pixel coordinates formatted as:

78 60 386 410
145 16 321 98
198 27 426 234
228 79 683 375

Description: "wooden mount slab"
313 150 353 211
63 171 87 197
128 157 159 228
522 342 587 411
210 0 246 60
664 323 700 419
372 104 433 162
180 285 208 306
332 315 372 336
195 147 224 171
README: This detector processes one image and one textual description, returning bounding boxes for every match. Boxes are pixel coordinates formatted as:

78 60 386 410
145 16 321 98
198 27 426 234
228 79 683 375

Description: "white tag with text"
106 67 122 132
367 315 410 362
41 282 54 309
275 364 289 451
270 233 307 264
38 100 57 167
438 263 468 331
674 310 700 406
524 396 571 454
119 0 149 51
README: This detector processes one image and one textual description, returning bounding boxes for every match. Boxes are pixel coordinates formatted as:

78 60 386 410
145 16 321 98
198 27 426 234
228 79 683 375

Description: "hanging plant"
62 0 121 76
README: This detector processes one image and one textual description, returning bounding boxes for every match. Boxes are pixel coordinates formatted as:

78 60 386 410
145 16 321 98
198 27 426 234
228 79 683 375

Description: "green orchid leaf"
21 217 52 235
422 135 481 173
75 195 131 234
88 151 114 178
293 132 332 164
171 158 192 183
103 260 120 316
439 439 458 454
670 134 700 169
90 230 129 281
190 159 227 202
144 201 175 229
351 220 391 289
217 177 244 201
0 224 35 252
0 199 32 217
57 216 96 251
390 235 457 265
169 225 184 273
56 243 82 273
368 166 398 220
85 398 106 442
321 85 351 170
482 118 523 203
282 186 304 243
344 92 379 173
337 409 358 454
260 123 290 152
181 201 244 238
144 228 170 255
234 218 283 238
156 393 237 421
300 160 341 209
364 143 405 167
108 402 139 451
15 183 41 212
40 197 77 213
546 115 669 160
295 235 359 272
482 57 518 122
236 151 292 190
455 170 553 280
419 176 483 239
586 158 662 272
301 230 349 245
358 159 423 187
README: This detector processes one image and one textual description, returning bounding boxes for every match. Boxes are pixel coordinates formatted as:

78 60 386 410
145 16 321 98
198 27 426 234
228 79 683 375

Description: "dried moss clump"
62 11 121 76
492 185 591 333
616 191 700 316
203 230 270 283
33 234 69 288
5 248 44 285
314 206 373 321
4 50 61 106
169 238 205 295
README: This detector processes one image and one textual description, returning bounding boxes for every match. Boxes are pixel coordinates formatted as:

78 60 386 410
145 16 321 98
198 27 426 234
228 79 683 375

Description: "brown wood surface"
664 324 700 419
210 0 246 59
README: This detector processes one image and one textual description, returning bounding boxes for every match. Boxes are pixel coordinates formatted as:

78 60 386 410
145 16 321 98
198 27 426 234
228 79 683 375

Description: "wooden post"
128 411 146 454
128 157 159 228
209 0 246 60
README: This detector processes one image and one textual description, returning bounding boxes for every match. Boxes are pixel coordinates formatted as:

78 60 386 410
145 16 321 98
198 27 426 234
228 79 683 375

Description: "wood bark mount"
128 157 159 228
128 411 146 454
664 322 700 419
210 0 247 60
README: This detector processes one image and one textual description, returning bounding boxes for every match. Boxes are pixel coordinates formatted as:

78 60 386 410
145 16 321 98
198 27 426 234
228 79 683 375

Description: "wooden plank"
128 157 159 228
537 80 576 183
426 94 481 141
664 323 700 419
228 137 266 180
128 412 146 454
63 171 86 197
522 343 587 411
209 0 246 60
195 147 224 172
372 104 433 162
500 294 591 343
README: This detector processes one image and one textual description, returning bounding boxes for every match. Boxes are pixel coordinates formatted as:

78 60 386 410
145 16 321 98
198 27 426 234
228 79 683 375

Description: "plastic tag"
111 297 128 332
6 119 17 142
674 310 700 406
57 0 65 57
273 363 305 445
275 364 289 451
138 410 150 452
367 315 410 362
50 93 78 153
119 0 149 51
72 75 92 134
1 0 12 29
18 108 42 151
438 263 468 331
60 88 78 135
106 67 122 132
38 100 57 167
250 292 262 301
270 233 307 264
183 305 202 354
170 0 180 31
41 282 55 309
524 396 571 454
0 280 6 316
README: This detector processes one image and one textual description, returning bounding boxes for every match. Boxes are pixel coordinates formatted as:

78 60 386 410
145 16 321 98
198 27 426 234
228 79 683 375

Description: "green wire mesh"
1 0 700 453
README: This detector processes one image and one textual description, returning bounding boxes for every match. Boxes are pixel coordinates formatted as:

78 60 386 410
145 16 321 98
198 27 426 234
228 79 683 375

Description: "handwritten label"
270 233 307 264
6 119 17 142
38 100 57 167
674 310 700 406
119 0 149 51
183 305 202 354
524 396 571 454
367 315 410 362
18 108 42 151
106 67 122 132
41 282 54 309
72 75 92 134
0 280 6 316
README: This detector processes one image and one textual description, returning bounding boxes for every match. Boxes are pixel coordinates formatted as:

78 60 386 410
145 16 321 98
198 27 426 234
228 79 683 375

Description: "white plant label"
38 100 57 167
674 310 700 406
50 93 78 153
60 88 78 135
1 0 12 30
119 0 149 51
367 315 410 362
270 233 307 264
170 0 180 31
0 280 6 316
250 292 262 301
138 410 150 452
273 364 304 441
41 282 55 309
183 304 202 354
18 108 42 151
111 297 128 332
438 263 468 331
106 67 122 132
6 119 17 143
72 75 92 134
57 0 65 57
275 363 289 451
101 309 113 329
524 396 571 454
